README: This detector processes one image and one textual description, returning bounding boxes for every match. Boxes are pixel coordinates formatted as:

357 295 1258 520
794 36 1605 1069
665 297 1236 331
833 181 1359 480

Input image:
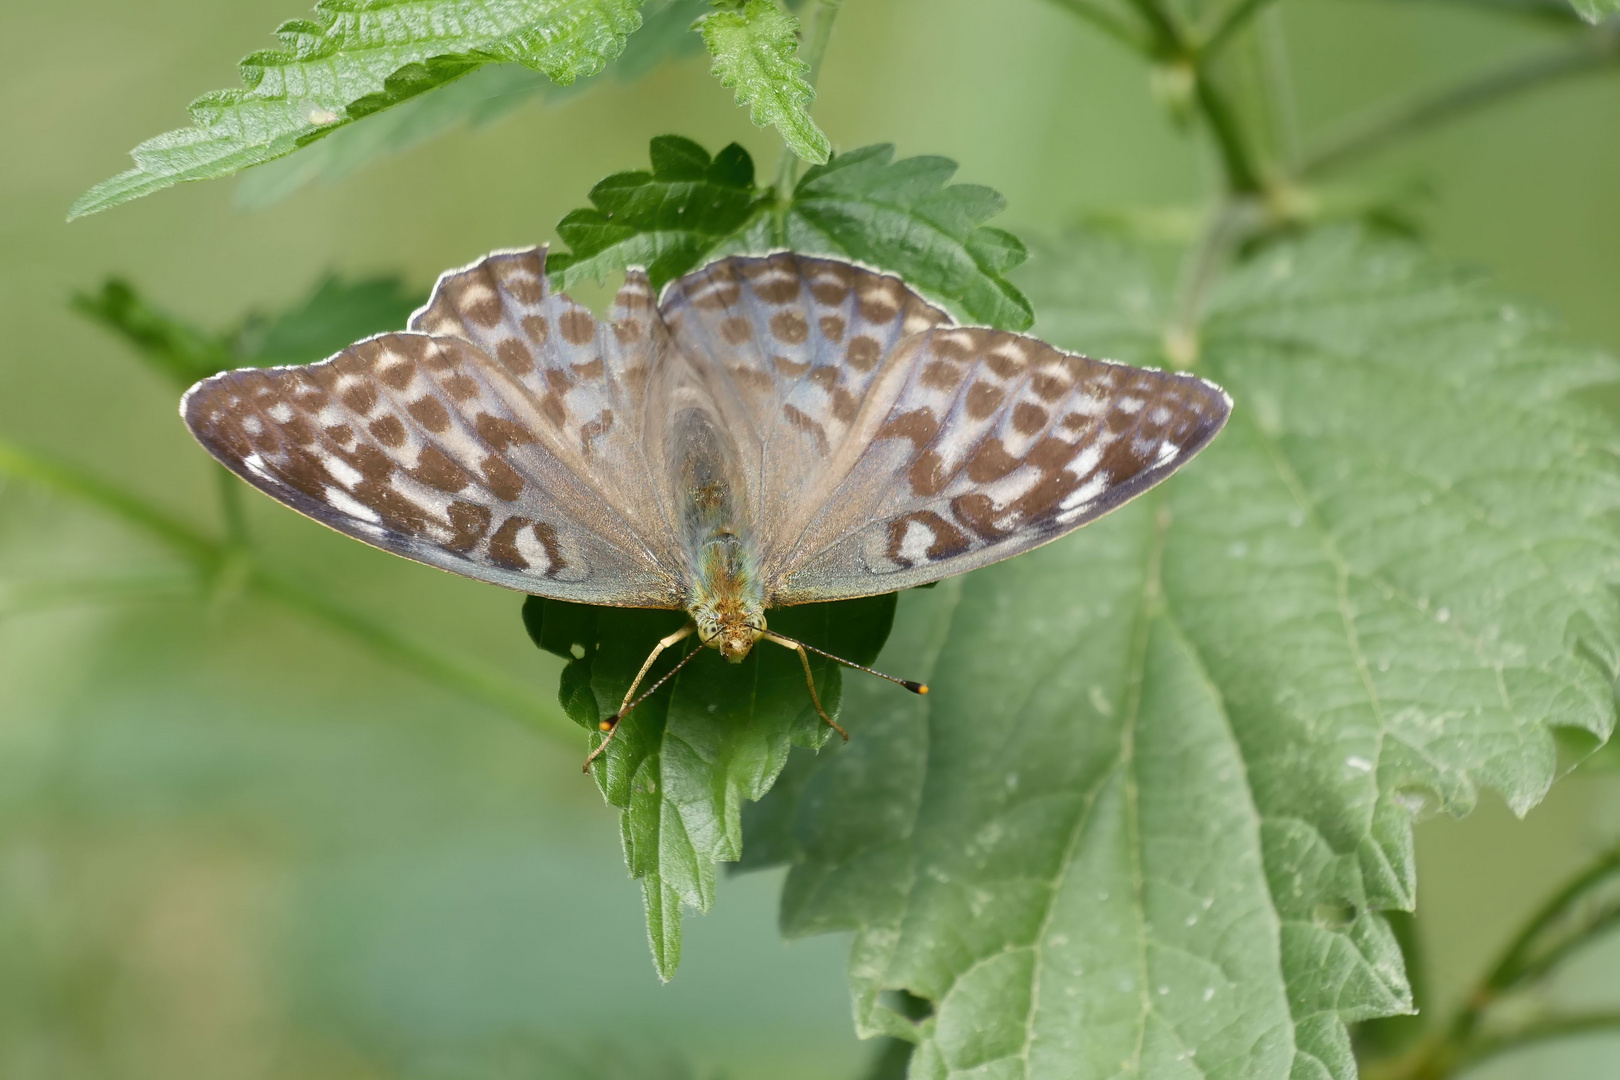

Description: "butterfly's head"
693 604 767 663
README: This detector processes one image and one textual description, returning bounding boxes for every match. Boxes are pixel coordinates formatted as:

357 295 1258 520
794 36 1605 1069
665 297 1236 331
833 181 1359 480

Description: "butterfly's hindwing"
182 251 685 608
659 253 951 580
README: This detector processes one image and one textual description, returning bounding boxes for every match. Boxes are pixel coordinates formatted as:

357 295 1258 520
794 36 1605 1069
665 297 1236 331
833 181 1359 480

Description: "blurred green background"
3 0 1620 1077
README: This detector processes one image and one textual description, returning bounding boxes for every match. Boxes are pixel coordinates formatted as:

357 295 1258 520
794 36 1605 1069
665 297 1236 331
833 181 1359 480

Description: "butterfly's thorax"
670 406 766 661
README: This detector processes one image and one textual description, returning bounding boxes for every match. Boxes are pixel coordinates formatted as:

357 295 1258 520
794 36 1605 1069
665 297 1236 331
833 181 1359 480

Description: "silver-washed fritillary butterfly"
182 249 1231 766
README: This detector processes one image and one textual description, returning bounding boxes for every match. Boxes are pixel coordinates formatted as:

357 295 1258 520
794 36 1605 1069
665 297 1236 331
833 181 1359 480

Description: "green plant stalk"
1191 68 1264 193
773 0 843 243
1201 0 1280 56
216 464 250 549
1042 0 1152 51
0 440 220 566
1302 31 1620 176
1463 848 1620 1024
1451 1012 1620 1074
1117 0 1265 194
0 574 202 617
0 437 574 744
1381 847 1620 1079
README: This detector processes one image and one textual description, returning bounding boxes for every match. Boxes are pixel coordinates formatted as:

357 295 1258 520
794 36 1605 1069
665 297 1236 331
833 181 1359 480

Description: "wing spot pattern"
495 338 535 376
407 396 451 433
475 413 539 451
559 309 596 345
369 415 406 448
414 446 471 493
480 454 525 500
847 336 882 371
1013 402 1049 436
923 360 963 391
441 373 479 400
886 511 970 568
770 310 809 345
968 382 1005 419
446 501 492 552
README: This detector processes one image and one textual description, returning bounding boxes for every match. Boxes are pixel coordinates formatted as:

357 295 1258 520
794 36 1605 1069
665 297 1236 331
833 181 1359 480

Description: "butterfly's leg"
583 623 696 771
764 633 849 741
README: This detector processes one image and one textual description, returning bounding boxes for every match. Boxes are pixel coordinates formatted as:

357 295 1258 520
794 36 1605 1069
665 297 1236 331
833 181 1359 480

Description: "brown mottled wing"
181 248 685 607
658 254 1231 604
771 326 1231 601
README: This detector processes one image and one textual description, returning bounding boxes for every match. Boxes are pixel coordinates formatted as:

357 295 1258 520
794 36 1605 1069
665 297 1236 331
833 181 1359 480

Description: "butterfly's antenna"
766 633 929 696
582 641 703 773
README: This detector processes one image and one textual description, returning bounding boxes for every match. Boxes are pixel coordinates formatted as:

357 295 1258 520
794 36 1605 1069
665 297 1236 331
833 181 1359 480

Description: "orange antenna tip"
905 681 928 695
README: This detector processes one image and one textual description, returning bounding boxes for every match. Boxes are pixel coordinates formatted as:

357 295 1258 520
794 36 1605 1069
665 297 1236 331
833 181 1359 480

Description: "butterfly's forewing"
658 254 1230 604
183 250 685 607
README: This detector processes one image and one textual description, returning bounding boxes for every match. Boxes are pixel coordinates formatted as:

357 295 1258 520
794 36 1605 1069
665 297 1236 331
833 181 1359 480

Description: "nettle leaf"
235 0 718 209
548 136 1033 330
548 135 774 291
524 593 897 979
699 0 830 165
68 0 645 219
742 228 1620 1077
773 144 1035 332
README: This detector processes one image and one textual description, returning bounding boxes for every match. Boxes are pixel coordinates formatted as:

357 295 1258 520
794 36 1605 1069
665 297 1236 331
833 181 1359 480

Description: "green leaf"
234 274 424 365
548 135 774 292
699 0 830 165
778 144 1035 331
71 280 234 387
744 228 1620 1076
523 592 898 979
548 136 1033 330
74 273 423 385
234 0 718 209
1570 0 1620 21
68 0 645 220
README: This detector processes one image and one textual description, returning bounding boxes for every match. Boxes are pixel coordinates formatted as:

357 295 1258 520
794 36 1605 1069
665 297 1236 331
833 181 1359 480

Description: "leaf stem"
1454 1012 1620 1072
248 570 572 739
1457 847 1620 1036
1163 197 1261 363
1302 29 1620 176
1192 69 1264 193
0 437 573 744
0 438 220 567
802 0 843 87
1378 846 1620 1079
1122 0 1265 194
773 0 842 243
1201 0 1279 56
216 463 250 550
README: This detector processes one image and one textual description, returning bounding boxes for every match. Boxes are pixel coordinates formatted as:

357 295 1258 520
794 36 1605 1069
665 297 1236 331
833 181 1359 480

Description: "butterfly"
182 248 1231 767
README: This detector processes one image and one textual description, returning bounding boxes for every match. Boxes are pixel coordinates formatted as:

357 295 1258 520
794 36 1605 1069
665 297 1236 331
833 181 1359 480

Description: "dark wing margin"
767 324 1232 603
